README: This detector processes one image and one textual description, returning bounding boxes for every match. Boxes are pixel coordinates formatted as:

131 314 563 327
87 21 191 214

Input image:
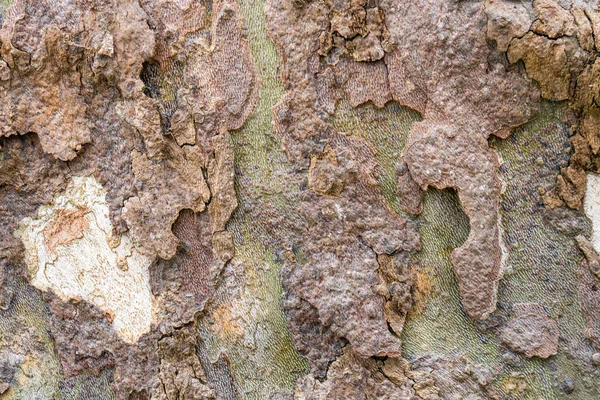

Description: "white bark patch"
15 176 155 343
585 173 600 254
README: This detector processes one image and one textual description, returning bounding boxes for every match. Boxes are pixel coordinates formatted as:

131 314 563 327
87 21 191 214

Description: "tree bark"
1 0 600 399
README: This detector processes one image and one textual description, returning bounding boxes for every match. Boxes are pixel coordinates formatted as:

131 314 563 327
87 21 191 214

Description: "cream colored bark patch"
15 176 155 343
585 173 600 254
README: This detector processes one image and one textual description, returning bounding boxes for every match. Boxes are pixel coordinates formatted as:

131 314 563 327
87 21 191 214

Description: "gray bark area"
1 0 600 398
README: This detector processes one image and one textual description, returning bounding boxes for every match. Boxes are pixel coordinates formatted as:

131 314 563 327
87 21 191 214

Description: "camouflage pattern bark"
1 0 600 399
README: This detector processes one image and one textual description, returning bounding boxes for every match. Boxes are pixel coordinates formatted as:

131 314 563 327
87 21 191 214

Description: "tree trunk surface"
1 0 600 399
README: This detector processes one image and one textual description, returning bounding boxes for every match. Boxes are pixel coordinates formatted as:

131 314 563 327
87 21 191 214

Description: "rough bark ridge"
1 0 600 399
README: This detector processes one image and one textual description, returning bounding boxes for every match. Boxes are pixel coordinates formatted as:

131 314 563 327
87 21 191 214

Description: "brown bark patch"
501 302 559 359
42 206 90 253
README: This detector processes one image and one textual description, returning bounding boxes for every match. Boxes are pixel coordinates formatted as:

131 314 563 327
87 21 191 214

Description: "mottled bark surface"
2 0 600 399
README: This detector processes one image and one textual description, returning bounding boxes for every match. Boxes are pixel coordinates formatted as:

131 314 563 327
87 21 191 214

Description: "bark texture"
1 0 600 399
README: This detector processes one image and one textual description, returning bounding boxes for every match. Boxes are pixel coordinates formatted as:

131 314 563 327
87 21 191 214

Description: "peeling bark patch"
407 354 498 399
486 1 600 210
585 173 600 254
42 206 89 252
294 348 413 399
404 121 505 320
307 147 343 197
15 176 155 343
266 0 538 325
501 303 558 359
